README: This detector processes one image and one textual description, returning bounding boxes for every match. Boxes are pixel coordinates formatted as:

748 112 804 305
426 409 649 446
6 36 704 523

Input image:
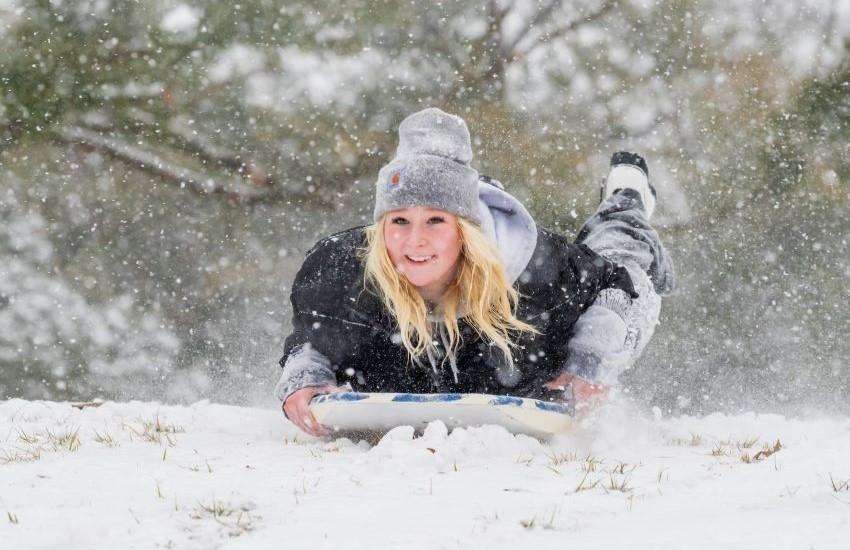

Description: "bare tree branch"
441 0 617 104
501 0 563 57
512 0 617 60
485 0 509 83
55 125 350 209
166 118 275 188
422 12 466 76
54 126 271 205
822 0 839 53
442 1 511 103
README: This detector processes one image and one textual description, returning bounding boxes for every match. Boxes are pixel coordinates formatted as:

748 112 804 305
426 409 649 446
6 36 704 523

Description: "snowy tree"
0 180 179 399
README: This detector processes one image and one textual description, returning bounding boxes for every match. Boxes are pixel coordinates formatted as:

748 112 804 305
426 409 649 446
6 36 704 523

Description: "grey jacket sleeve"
565 267 662 385
274 238 345 406
274 343 337 404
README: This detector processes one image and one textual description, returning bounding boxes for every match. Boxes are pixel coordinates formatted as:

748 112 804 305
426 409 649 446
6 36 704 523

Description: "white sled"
310 392 574 436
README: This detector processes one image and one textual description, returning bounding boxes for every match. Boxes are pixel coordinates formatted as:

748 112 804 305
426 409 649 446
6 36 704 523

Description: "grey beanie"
373 107 481 225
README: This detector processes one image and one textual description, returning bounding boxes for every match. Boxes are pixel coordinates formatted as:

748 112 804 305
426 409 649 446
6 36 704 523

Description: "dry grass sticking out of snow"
1 398 849 550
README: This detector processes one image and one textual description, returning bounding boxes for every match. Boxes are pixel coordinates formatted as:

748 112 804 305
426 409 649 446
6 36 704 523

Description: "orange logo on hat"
391 172 401 185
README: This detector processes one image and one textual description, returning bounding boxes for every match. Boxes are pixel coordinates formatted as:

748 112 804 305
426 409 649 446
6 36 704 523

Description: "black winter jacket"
277 225 635 400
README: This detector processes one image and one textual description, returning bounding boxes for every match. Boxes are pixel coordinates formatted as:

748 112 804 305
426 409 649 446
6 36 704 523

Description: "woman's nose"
408 223 428 245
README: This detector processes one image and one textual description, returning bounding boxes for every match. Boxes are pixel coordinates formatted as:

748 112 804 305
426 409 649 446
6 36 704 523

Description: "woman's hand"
282 385 340 437
544 372 609 416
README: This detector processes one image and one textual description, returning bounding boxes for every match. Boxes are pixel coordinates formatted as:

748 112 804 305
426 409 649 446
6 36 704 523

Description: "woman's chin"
403 270 441 289
406 275 436 288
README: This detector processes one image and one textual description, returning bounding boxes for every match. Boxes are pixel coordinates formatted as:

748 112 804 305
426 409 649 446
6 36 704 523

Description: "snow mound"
1 399 848 549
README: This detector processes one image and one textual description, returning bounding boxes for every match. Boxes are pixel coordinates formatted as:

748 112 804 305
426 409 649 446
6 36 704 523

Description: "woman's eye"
391 217 408 225
428 217 445 224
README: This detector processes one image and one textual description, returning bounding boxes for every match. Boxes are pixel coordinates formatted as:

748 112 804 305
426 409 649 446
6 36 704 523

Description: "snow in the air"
3 0 850 548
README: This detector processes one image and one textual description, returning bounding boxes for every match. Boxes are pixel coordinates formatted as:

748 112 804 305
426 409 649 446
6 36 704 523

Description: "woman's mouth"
405 255 435 264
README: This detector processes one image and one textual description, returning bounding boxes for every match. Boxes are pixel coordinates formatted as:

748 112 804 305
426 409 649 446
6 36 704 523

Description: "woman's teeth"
406 255 434 263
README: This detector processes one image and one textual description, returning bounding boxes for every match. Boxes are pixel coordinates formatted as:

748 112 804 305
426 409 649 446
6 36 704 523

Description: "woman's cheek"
432 229 457 253
385 232 404 262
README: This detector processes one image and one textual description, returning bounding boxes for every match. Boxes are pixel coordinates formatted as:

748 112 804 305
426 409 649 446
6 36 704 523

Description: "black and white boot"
601 151 656 218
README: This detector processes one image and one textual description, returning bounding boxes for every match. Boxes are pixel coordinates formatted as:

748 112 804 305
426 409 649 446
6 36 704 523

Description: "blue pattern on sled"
313 392 369 403
488 396 524 407
313 391 572 417
534 400 570 415
392 393 462 403
489 395 570 415
310 391 575 435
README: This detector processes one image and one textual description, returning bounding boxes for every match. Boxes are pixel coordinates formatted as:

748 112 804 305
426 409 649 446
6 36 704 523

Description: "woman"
276 108 674 436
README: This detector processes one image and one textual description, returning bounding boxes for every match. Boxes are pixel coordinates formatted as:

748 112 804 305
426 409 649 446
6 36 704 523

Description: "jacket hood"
476 180 538 284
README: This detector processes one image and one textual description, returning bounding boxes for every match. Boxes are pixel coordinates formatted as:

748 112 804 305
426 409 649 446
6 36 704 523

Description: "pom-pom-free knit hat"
373 107 481 225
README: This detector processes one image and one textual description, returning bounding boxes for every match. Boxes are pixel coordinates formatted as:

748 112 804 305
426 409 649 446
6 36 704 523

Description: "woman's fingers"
289 402 325 436
569 378 609 416
544 372 574 391
295 396 327 436
570 377 608 401
285 396 317 435
543 372 609 416
283 386 338 437
301 410 329 437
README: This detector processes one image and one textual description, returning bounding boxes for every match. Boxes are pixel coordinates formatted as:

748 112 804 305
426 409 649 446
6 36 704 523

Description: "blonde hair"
360 215 538 373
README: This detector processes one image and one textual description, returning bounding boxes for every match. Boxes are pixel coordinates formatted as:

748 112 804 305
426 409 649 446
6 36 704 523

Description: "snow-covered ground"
1 399 848 549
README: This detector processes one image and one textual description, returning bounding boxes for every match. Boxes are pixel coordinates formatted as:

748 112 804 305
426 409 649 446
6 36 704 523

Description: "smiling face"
383 207 463 303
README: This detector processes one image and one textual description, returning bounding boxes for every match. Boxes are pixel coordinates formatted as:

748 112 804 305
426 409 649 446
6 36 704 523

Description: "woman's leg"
577 187 674 297
566 155 675 384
